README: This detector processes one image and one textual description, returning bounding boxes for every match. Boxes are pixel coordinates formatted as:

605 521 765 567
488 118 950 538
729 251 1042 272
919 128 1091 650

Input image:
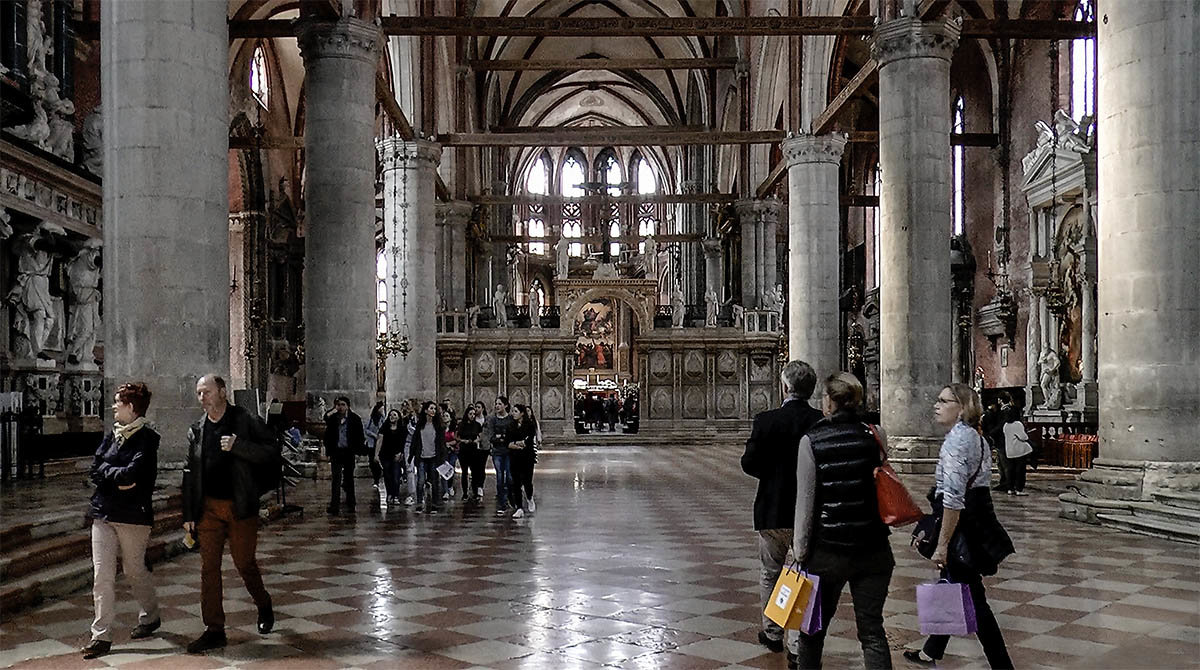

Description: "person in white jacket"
1001 408 1032 496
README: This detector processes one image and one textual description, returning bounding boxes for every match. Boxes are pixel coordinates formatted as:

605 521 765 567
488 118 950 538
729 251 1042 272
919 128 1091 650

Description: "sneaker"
462 491 470 501
186 629 227 654
130 618 161 639
496 507 508 516
527 498 536 514
80 640 111 659
902 649 936 665
373 483 380 490
757 630 784 653
429 508 439 515
1007 490 1016 496
512 508 525 519
404 496 414 506
442 492 450 501
476 487 484 498
1015 490 1029 496
415 505 424 513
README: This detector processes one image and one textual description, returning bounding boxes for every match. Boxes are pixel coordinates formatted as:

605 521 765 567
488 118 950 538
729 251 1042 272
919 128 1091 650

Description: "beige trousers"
90 519 159 642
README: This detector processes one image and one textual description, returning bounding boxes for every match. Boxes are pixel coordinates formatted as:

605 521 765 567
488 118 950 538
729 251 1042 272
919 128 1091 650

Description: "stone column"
872 18 959 467
438 201 473 311
702 237 722 303
1073 1 1199 509
782 133 847 380
378 138 442 404
102 0 228 458
735 199 781 309
298 18 382 413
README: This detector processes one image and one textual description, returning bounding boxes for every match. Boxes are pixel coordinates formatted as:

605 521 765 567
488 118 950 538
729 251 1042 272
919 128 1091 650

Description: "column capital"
782 132 848 168
701 236 722 257
871 17 960 66
296 17 382 65
436 200 474 227
733 198 782 224
376 137 442 171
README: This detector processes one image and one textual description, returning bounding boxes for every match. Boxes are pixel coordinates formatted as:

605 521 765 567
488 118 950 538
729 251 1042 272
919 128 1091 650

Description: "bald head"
196 374 229 417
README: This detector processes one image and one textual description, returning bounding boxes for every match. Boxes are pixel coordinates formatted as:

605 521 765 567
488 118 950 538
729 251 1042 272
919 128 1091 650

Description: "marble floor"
2 442 1198 669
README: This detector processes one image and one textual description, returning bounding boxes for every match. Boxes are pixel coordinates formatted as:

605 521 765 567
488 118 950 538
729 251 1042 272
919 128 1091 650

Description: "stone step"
1154 490 1200 512
1128 500 1200 526
0 488 181 553
1 455 93 483
0 523 189 622
1096 512 1200 545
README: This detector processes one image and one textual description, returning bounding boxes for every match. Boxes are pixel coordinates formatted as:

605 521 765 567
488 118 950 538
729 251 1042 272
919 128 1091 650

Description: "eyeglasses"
935 396 959 405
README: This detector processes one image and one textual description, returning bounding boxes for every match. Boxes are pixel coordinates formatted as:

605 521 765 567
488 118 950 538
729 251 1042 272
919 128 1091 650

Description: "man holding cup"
181 375 276 653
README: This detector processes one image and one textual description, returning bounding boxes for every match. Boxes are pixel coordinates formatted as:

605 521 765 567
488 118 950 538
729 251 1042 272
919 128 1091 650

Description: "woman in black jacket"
507 404 539 518
379 408 408 506
457 405 484 503
408 401 447 513
81 382 161 659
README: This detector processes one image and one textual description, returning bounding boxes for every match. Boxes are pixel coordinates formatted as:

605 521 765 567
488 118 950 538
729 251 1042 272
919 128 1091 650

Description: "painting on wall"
575 298 615 369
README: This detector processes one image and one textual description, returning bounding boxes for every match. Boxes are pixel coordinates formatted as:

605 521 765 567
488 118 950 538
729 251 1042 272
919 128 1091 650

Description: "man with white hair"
741 360 822 667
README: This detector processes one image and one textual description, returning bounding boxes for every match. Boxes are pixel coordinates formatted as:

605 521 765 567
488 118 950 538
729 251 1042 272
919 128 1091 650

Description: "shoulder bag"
867 424 924 527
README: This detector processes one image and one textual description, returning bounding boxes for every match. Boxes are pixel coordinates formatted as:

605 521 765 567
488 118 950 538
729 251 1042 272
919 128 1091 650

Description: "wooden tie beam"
471 193 737 206
470 58 738 71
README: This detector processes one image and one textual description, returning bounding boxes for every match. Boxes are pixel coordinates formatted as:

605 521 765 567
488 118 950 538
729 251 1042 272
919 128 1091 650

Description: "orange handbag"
867 424 924 527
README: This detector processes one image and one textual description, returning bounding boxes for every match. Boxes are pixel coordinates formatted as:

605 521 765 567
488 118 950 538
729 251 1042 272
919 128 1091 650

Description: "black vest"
807 412 889 550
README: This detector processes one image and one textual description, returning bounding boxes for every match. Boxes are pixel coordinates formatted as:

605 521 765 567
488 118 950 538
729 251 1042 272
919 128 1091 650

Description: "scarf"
114 416 148 443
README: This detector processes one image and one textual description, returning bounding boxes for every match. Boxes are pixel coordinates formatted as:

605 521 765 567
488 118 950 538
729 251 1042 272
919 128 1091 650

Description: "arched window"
1071 0 1096 121
376 251 388 334
250 45 269 109
952 95 965 236
562 153 586 256
524 155 549 255
633 155 658 253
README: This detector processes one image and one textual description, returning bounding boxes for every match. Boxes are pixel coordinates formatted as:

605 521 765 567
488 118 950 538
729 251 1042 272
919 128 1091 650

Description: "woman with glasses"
904 383 1013 669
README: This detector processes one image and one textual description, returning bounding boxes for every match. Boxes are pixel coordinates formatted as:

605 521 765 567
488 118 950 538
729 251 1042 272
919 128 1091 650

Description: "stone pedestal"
735 199 780 309
782 133 847 380
872 18 959 469
702 237 722 304
1064 1 1200 525
298 18 381 413
378 138 441 404
101 0 228 458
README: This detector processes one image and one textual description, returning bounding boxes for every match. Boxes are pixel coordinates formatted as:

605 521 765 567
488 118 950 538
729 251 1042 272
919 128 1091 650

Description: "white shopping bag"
436 462 455 480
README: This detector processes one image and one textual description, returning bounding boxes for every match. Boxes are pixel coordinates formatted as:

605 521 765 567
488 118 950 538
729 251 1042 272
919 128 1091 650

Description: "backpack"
252 429 285 496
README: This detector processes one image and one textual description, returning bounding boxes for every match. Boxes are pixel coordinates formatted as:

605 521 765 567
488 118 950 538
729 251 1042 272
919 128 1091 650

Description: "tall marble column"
872 18 959 466
437 201 473 311
1077 1 1199 506
297 18 381 413
102 0 228 458
735 199 781 309
782 133 847 379
378 138 442 404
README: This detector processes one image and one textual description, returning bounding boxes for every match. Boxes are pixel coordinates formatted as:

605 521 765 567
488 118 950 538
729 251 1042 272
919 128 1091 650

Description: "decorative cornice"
871 17 960 66
296 18 382 65
781 132 848 167
376 137 442 171
733 198 782 224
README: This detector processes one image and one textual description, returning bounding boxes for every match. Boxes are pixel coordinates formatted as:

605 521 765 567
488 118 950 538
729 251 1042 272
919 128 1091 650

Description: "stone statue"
81 105 103 175
643 235 657 276
1039 348 1062 410
6 224 62 360
556 239 570 278
0 209 12 241
529 290 542 329
493 283 509 328
670 282 685 329
766 283 786 315
704 289 719 328
66 239 102 366
9 84 50 147
45 94 75 162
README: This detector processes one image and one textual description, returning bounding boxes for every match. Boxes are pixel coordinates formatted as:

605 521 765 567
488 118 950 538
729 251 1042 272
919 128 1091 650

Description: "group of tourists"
80 378 543 661
321 395 541 519
743 361 1015 670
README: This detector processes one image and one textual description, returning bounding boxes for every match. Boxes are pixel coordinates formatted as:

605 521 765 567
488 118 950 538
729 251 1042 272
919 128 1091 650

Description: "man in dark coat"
741 360 822 663
323 396 365 514
182 375 278 654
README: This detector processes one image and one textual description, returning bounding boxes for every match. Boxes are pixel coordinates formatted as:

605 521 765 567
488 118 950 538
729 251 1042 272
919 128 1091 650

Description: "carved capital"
701 236 722 257
376 137 442 171
436 200 474 227
871 18 960 66
296 18 382 65
781 132 848 168
733 198 782 226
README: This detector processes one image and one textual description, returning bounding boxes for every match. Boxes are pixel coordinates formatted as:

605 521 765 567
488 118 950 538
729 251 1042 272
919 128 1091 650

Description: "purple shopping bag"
916 580 978 636
799 571 823 635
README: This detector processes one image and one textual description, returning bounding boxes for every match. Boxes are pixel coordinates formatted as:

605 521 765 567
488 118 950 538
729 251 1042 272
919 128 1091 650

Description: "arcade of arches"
0 0 1197 666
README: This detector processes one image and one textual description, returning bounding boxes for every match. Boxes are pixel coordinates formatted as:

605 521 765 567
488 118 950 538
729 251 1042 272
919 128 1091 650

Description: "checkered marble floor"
2 442 1198 669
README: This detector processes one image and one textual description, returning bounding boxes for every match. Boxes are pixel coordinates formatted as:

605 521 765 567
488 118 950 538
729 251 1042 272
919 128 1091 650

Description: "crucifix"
575 179 630 264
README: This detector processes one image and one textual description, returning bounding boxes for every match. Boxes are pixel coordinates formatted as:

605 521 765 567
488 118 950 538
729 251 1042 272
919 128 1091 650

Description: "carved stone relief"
509 351 530 381
649 351 671 380
717 351 738 379
543 351 563 379
650 387 672 419
683 387 706 418
717 387 739 418
683 350 705 380
541 387 564 418
476 351 496 379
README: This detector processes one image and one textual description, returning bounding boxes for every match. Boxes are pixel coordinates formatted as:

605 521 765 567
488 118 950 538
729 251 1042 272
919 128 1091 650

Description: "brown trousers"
198 497 271 630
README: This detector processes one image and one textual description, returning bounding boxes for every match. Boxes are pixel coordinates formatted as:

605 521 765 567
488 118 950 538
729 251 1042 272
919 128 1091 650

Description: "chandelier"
378 141 412 361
